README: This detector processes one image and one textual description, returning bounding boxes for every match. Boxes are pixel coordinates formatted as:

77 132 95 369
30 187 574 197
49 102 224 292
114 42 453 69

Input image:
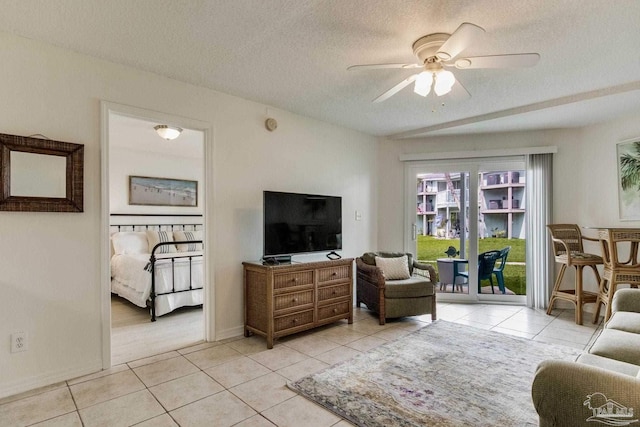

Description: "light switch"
355 210 362 221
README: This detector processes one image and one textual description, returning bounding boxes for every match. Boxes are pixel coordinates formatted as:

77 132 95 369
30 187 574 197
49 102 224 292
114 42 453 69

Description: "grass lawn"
416 236 526 295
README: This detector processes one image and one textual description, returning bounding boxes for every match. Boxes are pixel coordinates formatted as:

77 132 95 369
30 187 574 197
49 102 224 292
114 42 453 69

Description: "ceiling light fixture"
413 67 455 98
154 125 183 141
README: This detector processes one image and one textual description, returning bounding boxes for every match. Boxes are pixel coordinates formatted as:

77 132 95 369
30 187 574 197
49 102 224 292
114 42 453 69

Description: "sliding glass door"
405 158 526 304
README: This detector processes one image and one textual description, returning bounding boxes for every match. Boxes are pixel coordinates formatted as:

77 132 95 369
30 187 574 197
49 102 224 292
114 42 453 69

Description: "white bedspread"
111 252 203 316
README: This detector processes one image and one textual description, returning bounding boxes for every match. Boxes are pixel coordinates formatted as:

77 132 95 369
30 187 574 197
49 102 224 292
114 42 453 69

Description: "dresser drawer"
318 265 351 284
317 283 351 302
274 310 314 332
274 290 314 312
318 300 351 321
274 270 313 290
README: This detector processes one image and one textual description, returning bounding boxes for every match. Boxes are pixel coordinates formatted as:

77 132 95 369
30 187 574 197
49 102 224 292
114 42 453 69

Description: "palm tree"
620 141 640 191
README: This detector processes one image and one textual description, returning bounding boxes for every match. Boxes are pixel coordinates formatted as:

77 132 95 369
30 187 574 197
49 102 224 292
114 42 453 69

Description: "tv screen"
264 191 342 257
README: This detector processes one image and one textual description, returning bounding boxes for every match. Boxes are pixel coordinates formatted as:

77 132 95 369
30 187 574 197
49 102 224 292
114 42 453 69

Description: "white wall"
109 145 204 214
377 114 640 298
0 32 378 398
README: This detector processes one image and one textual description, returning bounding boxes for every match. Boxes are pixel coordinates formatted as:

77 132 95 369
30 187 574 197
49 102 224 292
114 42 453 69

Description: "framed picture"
617 139 640 220
129 176 197 207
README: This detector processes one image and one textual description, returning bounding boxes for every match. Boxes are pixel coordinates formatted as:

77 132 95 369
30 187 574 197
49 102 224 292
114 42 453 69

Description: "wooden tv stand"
243 258 354 349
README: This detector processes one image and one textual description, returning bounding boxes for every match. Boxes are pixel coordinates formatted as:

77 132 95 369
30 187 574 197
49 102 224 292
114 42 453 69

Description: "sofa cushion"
375 255 410 280
605 311 640 334
384 277 434 298
577 353 640 377
589 328 640 366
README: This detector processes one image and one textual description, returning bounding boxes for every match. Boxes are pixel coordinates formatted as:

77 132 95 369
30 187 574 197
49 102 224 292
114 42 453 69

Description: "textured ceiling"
1 0 640 138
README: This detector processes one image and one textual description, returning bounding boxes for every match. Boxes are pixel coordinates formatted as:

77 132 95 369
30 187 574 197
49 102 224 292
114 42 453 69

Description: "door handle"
412 223 417 241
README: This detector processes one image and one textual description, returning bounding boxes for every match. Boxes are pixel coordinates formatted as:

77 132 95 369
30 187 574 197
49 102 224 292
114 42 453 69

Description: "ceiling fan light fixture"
413 71 433 97
434 69 455 96
154 125 183 141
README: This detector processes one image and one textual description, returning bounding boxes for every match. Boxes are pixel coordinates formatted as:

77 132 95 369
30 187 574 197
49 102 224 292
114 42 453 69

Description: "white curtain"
525 153 554 309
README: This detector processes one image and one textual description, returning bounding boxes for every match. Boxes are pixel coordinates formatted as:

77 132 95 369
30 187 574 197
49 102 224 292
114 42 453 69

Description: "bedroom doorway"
101 103 213 368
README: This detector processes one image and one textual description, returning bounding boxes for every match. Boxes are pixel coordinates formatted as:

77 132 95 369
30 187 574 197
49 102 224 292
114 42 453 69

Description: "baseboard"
0 359 102 400
215 325 245 342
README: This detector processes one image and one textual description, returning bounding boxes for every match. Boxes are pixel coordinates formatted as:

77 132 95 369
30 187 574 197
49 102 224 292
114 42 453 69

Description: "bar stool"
593 228 640 323
547 224 602 325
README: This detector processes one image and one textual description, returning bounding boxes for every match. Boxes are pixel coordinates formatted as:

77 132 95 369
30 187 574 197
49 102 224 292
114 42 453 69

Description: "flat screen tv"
264 191 342 259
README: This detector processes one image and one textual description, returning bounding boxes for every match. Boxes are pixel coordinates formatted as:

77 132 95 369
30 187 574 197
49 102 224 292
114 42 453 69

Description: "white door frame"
404 157 526 304
100 101 215 368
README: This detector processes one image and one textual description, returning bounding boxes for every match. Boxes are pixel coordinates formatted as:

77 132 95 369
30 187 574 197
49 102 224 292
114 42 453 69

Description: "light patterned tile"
149 372 224 411
0 381 67 405
31 411 82 427
127 351 181 369
176 341 220 355
345 336 387 352
135 413 179 427
183 344 244 370
227 335 272 355
249 346 307 371
282 335 341 356
316 327 367 345
70 370 145 409
491 326 536 340
170 390 256 427
67 365 130 386
132 355 200 387
204 357 271 388
234 414 277 427
229 372 296 412
314 346 361 365
0 388 75 427
262 395 341 427
78 390 164 427
276 358 329 382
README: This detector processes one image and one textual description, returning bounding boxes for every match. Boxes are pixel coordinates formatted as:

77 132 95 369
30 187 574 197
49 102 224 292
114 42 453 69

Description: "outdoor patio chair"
457 250 501 293
492 246 511 294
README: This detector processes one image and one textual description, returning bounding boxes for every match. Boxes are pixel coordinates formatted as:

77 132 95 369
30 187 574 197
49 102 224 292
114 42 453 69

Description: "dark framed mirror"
0 133 84 212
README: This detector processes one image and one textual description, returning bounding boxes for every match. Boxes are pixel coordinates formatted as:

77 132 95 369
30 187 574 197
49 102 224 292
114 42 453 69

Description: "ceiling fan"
348 23 540 103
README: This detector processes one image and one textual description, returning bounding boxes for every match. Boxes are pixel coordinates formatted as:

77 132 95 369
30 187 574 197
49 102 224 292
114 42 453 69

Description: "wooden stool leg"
575 265 584 325
604 282 617 322
593 276 606 324
547 264 567 315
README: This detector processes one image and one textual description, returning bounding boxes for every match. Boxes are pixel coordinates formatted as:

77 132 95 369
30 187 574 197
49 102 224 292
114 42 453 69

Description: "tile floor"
0 303 603 427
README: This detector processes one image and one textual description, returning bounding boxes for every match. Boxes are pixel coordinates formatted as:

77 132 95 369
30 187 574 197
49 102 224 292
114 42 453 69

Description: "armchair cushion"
606 311 640 334
374 255 410 280
384 278 435 298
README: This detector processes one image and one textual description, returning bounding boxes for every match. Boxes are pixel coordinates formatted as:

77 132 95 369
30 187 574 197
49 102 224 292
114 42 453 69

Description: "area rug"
288 320 582 427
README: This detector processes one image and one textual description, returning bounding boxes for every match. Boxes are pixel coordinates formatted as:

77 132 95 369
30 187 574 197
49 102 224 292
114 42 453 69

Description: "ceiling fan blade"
454 53 540 69
449 79 471 101
436 22 485 61
373 74 418 103
348 63 421 71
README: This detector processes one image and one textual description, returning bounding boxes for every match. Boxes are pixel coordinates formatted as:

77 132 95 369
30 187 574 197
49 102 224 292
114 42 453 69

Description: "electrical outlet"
11 332 27 353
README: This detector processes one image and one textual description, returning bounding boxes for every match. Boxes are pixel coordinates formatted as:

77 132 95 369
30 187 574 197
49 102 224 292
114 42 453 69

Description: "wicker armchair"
356 252 437 325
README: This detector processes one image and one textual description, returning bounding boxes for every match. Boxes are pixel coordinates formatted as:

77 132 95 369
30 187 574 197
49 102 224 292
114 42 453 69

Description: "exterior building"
417 171 525 239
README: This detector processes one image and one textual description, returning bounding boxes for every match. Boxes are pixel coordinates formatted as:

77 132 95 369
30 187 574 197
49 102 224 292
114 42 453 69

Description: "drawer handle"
292 318 298 323
332 291 337 295
332 272 337 276
332 308 338 313
291 278 298 283
292 298 298 302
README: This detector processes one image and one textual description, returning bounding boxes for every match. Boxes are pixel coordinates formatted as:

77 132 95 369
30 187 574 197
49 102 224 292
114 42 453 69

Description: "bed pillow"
375 255 411 280
174 230 203 252
111 232 148 255
146 230 177 254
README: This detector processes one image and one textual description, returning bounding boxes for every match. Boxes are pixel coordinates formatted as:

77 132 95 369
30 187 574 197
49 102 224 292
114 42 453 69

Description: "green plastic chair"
458 250 501 293
492 246 511 294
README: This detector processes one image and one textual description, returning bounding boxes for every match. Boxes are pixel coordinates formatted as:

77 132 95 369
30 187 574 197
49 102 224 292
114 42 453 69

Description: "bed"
110 224 203 321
